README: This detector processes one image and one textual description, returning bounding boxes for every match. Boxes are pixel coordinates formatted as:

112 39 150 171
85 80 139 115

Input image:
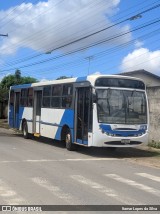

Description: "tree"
0 88 8 102
1 74 17 90
56 76 71 80
0 70 37 102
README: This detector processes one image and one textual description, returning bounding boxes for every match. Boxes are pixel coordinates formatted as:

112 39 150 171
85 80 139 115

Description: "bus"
8 75 149 150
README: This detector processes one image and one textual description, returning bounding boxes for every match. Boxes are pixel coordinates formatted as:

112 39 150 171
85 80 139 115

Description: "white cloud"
92 71 101 75
120 48 160 75
134 40 144 48
0 0 131 56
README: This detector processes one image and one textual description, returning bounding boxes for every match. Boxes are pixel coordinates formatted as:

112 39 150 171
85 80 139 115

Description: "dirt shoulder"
0 120 21 136
0 127 18 136
0 119 9 129
126 145 160 168
107 145 160 168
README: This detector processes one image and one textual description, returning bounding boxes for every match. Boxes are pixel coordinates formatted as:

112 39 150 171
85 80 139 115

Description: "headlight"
140 125 147 130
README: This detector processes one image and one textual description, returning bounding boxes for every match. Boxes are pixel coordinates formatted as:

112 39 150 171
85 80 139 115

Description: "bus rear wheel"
65 129 76 151
22 121 29 139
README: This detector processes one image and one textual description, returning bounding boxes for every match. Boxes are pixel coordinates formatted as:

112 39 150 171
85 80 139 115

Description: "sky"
0 0 160 81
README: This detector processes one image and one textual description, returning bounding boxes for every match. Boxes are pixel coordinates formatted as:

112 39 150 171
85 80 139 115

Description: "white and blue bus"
8 75 148 150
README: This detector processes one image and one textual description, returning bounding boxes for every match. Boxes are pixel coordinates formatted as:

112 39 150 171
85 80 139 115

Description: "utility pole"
85 56 94 75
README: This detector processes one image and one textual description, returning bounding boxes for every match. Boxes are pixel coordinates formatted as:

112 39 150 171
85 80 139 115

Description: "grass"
148 141 160 149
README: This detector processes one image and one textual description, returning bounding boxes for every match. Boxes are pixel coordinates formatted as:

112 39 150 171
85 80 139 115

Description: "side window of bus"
20 89 28 106
10 90 14 105
62 84 73 108
51 85 62 108
28 88 33 107
43 86 51 107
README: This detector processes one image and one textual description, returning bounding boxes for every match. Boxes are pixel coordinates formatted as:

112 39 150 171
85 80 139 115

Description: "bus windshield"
96 89 147 124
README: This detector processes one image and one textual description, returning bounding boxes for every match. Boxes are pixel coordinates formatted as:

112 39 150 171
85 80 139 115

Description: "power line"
2 12 160 72
0 0 158 64
0 0 158 69
44 3 160 54
0 0 106 54
20 28 160 78
0 34 8 37
1 16 160 73
6 33 160 79
1 0 159 78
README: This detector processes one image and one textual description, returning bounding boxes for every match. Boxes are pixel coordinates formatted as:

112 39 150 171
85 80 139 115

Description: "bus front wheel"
107 147 117 152
65 129 76 151
22 121 29 139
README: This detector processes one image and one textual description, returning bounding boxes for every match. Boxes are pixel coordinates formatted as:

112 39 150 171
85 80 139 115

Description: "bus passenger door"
14 92 20 129
75 87 92 145
33 90 42 134
9 90 15 128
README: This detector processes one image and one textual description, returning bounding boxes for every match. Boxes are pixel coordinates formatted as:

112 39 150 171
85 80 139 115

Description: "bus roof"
10 74 145 90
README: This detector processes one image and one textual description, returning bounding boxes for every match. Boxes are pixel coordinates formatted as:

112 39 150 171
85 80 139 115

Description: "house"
119 69 160 87
118 69 160 143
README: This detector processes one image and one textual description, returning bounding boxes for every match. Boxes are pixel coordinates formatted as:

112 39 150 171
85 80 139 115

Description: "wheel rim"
23 125 26 136
66 133 70 144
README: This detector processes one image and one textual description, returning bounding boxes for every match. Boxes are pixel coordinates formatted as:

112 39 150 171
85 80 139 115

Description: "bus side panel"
9 105 14 128
19 107 33 133
40 108 74 140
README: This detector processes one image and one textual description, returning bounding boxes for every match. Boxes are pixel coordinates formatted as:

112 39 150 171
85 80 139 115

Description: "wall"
147 86 160 143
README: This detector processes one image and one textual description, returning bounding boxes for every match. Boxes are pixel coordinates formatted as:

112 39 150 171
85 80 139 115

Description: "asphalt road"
0 128 160 213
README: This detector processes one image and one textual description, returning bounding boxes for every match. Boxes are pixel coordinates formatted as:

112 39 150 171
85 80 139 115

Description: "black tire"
22 121 29 139
107 147 117 152
65 128 76 151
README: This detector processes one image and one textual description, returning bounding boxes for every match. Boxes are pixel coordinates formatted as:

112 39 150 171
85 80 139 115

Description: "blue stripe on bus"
9 106 25 129
55 109 74 141
11 83 32 90
77 139 88 145
99 124 146 137
9 105 14 128
9 105 25 129
17 107 25 129
76 76 87 82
